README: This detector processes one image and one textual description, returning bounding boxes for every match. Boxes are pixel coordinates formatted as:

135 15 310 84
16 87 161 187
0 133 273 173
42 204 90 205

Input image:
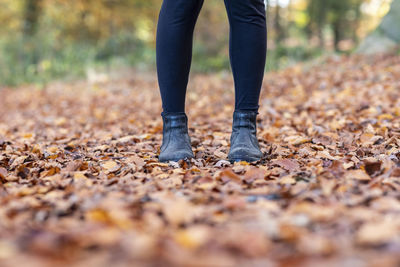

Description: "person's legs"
156 0 204 114
224 0 267 112
156 0 204 162
224 0 267 162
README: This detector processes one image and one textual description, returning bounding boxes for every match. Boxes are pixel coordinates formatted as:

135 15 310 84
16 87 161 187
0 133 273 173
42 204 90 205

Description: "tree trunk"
352 3 362 45
306 0 326 48
274 1 285 45
317 2 326 48
357 0 400 54
333 21 341 52
22 0 42 37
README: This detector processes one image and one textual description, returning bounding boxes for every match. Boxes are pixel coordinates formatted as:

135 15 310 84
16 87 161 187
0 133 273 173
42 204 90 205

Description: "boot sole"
159 156 194 163
228 157 261 163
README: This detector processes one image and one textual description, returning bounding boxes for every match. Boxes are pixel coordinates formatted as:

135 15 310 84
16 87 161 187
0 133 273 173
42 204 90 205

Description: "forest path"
0 55 400 266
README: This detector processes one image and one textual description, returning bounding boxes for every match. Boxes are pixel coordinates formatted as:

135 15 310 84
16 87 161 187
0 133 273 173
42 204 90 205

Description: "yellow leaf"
74 172 86 179
40 167 60 178
196 182 217 190
284 136 310 146
345 169 371 181
356 220 398 245
360 133 374 143
32 144 41 154
280 175 296 185
101 160 119 172
174 226 210 249
54 117 67 126
343 162 355 169
86 209 110 223
22 133 33 139
378 113 393 121
47 146 59 154
394 107 400 116
213 150 227 158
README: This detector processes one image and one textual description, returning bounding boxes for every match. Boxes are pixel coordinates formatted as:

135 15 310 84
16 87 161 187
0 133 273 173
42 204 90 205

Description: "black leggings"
156 0 267 113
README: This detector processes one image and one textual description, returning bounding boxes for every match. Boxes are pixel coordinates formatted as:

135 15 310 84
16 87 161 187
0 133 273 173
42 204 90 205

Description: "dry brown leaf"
284 136 310 146
101 160 120 172
218 169 242 184
345 169 371 181
1 55 400 265
272 159 299 172
280 175 297 185
356 220 399 246
174 226 210 249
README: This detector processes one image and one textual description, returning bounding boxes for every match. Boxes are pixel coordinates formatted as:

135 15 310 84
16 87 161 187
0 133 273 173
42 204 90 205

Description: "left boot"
228 110 263 163
159 112 194 162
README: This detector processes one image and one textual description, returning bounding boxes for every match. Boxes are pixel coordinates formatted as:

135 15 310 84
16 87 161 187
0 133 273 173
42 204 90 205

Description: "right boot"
228 110 263 163
159 112 194 162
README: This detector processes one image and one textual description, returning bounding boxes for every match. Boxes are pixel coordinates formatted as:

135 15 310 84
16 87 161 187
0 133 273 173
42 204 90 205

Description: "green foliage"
0 0 393 86
266 44 324 71
0 31 152 86
380 0 400 42
306 0 364 50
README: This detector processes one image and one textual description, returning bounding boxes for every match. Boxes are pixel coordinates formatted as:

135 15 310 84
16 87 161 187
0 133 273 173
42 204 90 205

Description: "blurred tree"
23 0 42 36
274 1 286 43
307 0 363 51
306 0 326 47
0 0 22 35
329 0 364 51
0 0 395 86
358 0 400 54
41 0 160 41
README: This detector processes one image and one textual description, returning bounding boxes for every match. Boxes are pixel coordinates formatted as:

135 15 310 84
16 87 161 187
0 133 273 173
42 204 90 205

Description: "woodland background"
1 1 400 266
0 0 398 86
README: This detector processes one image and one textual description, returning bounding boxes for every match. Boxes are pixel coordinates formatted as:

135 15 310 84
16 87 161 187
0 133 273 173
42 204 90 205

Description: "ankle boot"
228 110 263 163
159 112 194 162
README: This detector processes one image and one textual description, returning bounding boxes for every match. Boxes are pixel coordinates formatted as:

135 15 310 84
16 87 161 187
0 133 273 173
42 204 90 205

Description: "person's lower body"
156 0 267 162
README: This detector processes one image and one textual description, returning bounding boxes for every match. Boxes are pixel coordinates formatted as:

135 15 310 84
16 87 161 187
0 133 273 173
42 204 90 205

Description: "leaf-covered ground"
1 55 400 267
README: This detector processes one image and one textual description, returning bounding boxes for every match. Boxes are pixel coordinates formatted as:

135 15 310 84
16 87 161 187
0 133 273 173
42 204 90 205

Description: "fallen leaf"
344 169 371 181
101 160 120 172
356 220 399 246
272 159 299 172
